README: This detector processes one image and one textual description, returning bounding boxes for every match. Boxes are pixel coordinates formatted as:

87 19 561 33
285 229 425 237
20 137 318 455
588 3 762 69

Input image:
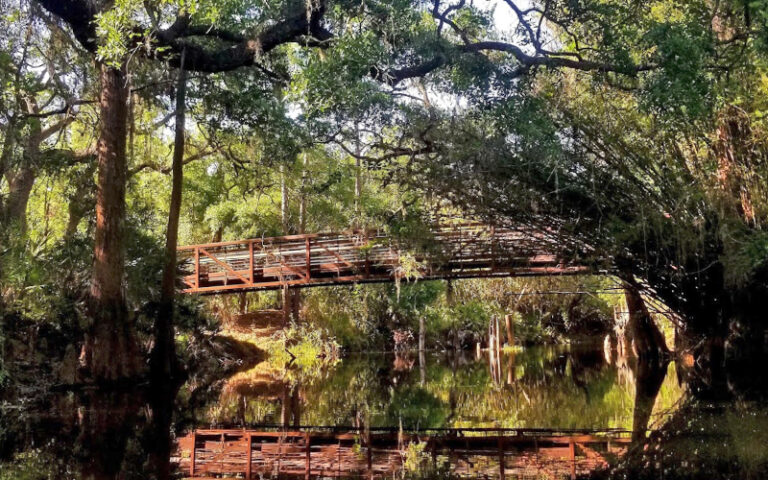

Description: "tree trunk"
0 119 18 311
152 57 187 380
504 314 514 347
0 119 17 195
2 117 40 233
84 63 140 382
298 153 308 233
280 162 301 323
419 316 425 352
353 123 362 226
2 166 35 231
65 200 88 238
281 164 289 231
623 276 670 360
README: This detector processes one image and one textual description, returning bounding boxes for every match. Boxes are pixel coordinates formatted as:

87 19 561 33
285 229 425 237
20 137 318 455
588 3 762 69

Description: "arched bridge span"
178 224 591 295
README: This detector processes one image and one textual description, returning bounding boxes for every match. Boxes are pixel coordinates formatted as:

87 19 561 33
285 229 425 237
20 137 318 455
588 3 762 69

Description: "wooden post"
249 240 254 285
189 432 196 477
498 434 505 479
305 237 311 281
569 438 576 480
220 433 225 472
305 432 311 478
245 433 252 479
194 247 200 290
504 314 514 347
488 316 496 382
366 429 373 478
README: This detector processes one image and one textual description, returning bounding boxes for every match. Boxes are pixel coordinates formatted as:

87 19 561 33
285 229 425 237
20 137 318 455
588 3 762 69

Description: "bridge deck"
178 224 588 294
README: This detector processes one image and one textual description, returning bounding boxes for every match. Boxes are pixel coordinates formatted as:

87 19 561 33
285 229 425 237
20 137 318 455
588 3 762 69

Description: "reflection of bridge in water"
176 426 632 479
178 224 591 295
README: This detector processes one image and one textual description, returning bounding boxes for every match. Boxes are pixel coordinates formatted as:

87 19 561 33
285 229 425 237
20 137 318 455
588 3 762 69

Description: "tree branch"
35 0 331 73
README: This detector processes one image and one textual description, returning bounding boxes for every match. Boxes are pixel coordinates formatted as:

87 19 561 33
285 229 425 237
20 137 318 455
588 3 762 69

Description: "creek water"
1 341 767 479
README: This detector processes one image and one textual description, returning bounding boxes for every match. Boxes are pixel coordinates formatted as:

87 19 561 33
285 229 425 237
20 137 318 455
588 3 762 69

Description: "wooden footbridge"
175 426 631 479
178 224 590 295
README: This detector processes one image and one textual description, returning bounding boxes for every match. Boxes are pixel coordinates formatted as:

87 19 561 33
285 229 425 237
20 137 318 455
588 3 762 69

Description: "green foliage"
210 345 686 432
0 449 61 480
642 21 715 118
269 321 340 371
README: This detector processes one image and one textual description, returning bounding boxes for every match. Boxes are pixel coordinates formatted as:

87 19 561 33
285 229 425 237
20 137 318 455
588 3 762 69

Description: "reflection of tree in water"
209 345 683 433
594 354 768 480
0 383 176 480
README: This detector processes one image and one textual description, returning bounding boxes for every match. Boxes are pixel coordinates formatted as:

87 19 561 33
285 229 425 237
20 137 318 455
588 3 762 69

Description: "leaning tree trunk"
84 63 140 382
622 276 670 360
152 57 187 380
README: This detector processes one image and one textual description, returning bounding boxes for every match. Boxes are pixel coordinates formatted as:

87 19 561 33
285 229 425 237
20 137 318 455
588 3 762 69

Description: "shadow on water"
0 382 176 480
1 342 768 479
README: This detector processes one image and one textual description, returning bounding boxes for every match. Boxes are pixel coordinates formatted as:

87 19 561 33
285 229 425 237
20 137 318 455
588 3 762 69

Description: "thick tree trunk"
2 117 39 232
84 63 140 382
2 97 75 233
3 165 36 231
622 276 670 360
152 58 187 380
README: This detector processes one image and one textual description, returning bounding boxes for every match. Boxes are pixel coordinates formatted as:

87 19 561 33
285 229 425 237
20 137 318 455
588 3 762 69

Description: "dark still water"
206 345 682 431
2 343 768 479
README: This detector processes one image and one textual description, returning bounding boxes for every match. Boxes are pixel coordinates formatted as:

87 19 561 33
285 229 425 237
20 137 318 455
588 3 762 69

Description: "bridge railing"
177 224 587 294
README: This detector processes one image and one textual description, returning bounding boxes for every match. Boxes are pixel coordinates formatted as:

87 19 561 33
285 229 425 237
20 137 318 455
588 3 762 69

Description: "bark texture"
622 276 670 360
84 64 141 382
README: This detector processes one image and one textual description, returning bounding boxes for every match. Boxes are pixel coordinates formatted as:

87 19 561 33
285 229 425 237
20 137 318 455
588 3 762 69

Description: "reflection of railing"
177 224 591 294
176 426 632 479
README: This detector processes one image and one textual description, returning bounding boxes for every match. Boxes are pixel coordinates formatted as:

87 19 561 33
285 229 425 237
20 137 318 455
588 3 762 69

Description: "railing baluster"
246 432 252 479
194 248 200 290
190 432 196 477
178 223 588 294
249 240 254 286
